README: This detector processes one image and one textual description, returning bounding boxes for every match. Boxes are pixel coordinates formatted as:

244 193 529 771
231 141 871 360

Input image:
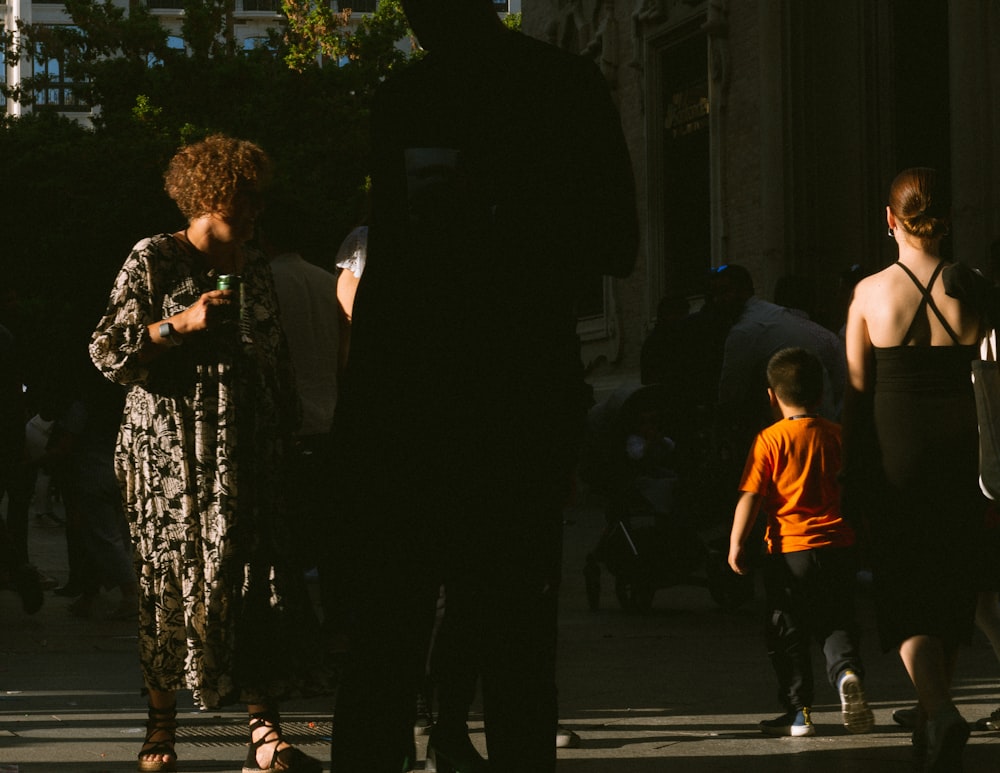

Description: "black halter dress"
869 261 985 650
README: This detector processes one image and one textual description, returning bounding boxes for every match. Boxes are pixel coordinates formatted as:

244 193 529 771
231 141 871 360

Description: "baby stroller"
580 384 753 613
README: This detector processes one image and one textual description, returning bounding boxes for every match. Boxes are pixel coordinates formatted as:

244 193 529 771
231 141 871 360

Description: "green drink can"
217 274 242 321
217 274 241 292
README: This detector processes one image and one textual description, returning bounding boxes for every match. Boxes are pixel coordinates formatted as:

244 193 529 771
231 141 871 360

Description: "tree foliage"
503 11 522 31
279 0 351 72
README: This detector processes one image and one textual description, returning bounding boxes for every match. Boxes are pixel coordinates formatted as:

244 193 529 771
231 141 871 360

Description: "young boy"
728 347 874 737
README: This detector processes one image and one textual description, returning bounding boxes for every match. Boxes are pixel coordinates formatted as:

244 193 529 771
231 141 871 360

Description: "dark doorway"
661 33 711 296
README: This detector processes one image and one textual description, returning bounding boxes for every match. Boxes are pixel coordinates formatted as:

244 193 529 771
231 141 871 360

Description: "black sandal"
242 711 322 773
138 704 177 772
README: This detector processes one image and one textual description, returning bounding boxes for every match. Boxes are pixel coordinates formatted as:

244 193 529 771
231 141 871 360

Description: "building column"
7 0 30 117
757 0 784 272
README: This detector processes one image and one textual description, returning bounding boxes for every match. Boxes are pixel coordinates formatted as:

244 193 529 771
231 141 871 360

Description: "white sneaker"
838 670 875 734
555 725 580 748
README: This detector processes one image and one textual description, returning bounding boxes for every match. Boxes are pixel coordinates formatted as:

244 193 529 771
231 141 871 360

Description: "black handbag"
944 262 1000 501
973 329 1000 500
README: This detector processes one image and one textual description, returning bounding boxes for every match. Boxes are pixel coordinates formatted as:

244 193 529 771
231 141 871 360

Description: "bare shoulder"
852 266 896 311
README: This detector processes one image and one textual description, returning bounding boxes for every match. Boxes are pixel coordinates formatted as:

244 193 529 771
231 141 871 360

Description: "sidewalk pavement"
1 495 999 772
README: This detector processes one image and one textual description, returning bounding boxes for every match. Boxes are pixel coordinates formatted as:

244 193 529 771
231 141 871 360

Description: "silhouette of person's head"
709 264 754 326
402 0 504 53
656 294 689 326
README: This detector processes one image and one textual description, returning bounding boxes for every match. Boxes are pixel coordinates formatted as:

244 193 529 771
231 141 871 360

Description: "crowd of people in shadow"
1 290 138 620
2 2 1000 773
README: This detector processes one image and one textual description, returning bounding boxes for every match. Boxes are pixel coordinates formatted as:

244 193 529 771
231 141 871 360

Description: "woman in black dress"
844 167 986 772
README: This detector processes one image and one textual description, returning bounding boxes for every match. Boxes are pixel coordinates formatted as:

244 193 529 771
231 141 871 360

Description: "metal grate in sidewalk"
176 719 331 748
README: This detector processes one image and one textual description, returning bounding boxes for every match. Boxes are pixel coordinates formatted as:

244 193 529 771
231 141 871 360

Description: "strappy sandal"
138 704 177 772
242 711 323 773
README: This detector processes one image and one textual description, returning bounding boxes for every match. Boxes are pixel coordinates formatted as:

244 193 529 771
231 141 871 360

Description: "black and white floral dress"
90 234 329 709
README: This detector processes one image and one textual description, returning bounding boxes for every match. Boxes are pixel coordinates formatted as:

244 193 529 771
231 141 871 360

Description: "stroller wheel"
615 578 655 613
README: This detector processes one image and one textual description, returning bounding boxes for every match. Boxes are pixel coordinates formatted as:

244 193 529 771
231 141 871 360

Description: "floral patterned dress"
90 234 329 709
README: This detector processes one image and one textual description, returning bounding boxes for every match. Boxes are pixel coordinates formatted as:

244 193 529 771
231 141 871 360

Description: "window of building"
148 35 186 67
337 0 378 12
242 36 277 53
242 0 282 12
33 53 84 110
31 27 88 112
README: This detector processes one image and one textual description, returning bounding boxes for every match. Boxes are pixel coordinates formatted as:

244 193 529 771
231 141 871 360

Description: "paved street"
1 494 999 771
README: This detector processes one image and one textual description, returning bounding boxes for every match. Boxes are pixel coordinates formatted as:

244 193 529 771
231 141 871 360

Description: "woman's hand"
171 290 236 334
142 290 237 358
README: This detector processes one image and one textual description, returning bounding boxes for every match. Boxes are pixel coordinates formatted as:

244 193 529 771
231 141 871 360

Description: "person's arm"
336 268 360 324
138 293 218 363
90 240 232 385
90 246 163 386
728 490 762 575
717 325 754 408
841 279 875 469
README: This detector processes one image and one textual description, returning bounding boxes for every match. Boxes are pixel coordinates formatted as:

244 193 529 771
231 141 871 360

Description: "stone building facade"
524 0 1000 393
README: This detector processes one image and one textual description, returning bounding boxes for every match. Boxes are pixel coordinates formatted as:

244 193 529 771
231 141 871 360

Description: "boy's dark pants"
762 546 864 711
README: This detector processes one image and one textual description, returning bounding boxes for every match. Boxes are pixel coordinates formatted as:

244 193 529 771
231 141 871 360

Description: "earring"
887 227 894 238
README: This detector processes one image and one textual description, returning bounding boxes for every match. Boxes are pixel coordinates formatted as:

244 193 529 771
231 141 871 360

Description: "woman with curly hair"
90 134 326 773
844 167 985 771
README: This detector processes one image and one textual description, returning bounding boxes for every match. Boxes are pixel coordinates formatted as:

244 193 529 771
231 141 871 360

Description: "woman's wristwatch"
158 322 183 347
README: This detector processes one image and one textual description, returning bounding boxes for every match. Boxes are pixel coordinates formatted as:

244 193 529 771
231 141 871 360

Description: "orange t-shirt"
738 415 855 554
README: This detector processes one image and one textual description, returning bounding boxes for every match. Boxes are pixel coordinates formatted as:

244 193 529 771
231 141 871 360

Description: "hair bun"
902 212 949 240
889 167 951 242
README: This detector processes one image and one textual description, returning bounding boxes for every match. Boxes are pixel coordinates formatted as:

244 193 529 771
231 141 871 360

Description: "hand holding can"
216 274 243 321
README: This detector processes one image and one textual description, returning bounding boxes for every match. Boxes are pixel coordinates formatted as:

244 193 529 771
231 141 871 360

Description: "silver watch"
158 322 183 347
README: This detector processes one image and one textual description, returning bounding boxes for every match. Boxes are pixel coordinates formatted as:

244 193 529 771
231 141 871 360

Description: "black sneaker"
925 705 969 772
759 707 815 737
974 706 1000 731
893 706 919 729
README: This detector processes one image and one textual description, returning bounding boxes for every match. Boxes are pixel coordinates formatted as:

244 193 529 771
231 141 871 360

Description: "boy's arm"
728 490 762 576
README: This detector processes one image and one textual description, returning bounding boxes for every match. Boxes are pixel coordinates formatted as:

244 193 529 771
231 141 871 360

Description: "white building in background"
1 0 521 122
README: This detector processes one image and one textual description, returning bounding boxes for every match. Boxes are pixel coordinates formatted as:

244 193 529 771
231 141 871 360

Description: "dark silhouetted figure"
328 2 637 771
713 264 846 460
0 290 41 614
640 294 690 386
